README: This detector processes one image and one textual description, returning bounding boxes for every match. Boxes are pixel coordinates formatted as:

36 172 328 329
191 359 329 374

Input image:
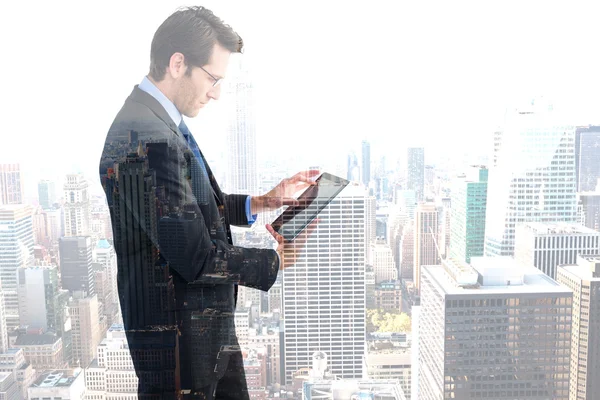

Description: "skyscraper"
68 291 101 368
407 148 425 202
282 185 367 384
17 265 62 332
371 239 398 284
362 140 371 187
63 173 91 237
419 257 572 400
224 56 258 196
38 179 56 210
366 195 376 264
347 152 360 182
400 224 415 281
0 164 23 205
449 166 488 264
557 255 600 400
0 204 34 330
58 236 95 296
484 98 577 257
575 125 600 192
514 222 600 279
414 202 440 292
577 192 600 231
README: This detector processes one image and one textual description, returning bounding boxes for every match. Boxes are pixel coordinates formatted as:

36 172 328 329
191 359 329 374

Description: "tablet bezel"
270 172 350 241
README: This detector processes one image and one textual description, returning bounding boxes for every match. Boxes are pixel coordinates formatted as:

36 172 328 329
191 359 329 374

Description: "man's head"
148 6 243 117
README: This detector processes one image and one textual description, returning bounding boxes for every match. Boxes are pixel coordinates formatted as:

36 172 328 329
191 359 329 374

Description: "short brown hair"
148 6 243 81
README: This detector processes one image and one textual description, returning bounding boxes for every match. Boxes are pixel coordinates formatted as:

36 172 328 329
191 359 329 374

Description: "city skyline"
5 2 600 399
4 2 600 199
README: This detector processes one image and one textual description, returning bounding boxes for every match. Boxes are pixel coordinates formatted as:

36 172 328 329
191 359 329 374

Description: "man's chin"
185 109 201 118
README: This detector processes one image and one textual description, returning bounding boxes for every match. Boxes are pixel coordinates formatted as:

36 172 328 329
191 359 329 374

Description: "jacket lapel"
128 85 223 206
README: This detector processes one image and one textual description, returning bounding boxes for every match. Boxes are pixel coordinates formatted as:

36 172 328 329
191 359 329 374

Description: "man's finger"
281 198 300 207
265 224 284 244
291 170 321 184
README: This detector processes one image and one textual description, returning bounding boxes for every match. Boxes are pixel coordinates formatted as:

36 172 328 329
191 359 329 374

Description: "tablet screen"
271 172 350 241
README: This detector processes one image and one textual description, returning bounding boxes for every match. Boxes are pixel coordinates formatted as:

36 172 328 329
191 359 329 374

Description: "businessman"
99 6 318 399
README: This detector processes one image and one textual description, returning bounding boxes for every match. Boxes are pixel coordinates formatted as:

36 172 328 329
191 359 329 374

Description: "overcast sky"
2 1 600 198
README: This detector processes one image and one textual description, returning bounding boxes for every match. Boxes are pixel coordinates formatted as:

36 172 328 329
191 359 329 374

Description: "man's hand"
266 219 320 270
251 169 321 214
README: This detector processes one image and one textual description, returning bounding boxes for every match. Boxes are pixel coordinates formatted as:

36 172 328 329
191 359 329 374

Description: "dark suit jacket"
98 85 279 393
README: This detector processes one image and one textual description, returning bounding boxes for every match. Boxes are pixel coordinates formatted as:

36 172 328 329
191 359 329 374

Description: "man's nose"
208 85 221 101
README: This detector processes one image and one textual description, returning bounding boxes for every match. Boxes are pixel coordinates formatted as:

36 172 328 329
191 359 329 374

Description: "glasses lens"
214 79 222 87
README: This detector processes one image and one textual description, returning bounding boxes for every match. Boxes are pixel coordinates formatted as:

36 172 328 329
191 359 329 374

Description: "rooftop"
560 255 600 281
15 333 60 346
426 257 571 295
522 222 598 235
96 239 111 249
31 370 80 388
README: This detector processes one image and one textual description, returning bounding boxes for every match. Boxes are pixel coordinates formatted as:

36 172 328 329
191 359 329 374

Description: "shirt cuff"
246 196 258 225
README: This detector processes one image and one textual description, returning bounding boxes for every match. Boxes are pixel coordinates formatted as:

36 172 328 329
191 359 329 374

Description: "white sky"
2 0 600 198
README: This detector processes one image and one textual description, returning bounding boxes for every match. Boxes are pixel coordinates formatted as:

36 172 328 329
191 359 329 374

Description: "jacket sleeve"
103 125 279 292
223 193 252 227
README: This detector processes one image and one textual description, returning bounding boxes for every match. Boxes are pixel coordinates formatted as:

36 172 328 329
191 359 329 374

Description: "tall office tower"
32 206 49 246
45 208 63 244
388 209 406 276
414 203 440 292
224 56 258 196
347 152 360 182
282 185 367 385
449 166 489 264
58 236 95 296
0 164 23 205
93 239 118 323
400 224 415 280
577 192 600 231
63 173 91 237
514 222 600 279
437 197 451 258
407 148 425 202
557 255 600 400
0 204 34 330
484 98 577 257
396 189 417 220
575 125 600 192
371 239 398 284
366 196 377 264
17 265 63 332
101 151 178 389
38 179 56 210
68 291 101 368
362 140 371 187
419 257 572 400
93 262 116 332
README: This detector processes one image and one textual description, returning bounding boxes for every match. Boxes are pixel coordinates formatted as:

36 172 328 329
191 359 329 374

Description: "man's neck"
147 75 177 105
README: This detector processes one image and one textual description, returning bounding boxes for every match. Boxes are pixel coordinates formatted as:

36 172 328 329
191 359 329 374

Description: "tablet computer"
270 172 350 241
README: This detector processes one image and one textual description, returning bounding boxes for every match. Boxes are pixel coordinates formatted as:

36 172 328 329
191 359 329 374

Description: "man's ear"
168 52 187 79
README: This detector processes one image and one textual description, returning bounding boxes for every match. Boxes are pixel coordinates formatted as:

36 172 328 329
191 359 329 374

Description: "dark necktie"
178 119 208 177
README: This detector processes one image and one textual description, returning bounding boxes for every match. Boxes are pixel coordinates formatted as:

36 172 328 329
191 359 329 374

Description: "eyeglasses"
198 65 222 87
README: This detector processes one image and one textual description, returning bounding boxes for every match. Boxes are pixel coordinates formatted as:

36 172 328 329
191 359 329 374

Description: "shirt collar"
138 76 183 126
